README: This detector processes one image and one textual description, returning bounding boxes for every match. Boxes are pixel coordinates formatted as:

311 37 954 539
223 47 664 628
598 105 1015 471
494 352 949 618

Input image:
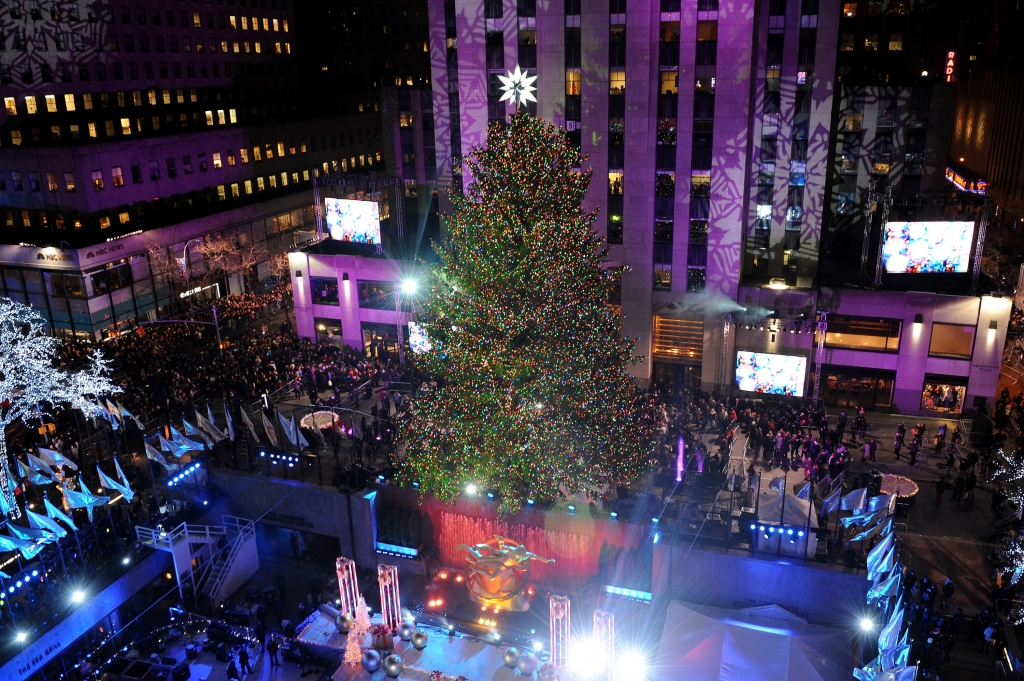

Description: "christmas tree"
342 596 372 667
402 112 656 513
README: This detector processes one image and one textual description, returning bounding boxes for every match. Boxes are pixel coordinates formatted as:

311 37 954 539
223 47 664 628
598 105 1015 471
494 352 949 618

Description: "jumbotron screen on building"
325 198 381 244
881 220 974 274
735 351 807 397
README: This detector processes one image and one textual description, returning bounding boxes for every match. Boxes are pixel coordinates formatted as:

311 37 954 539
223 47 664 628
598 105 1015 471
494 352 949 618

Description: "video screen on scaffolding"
325 197 381 244
881 220 974 274
735 351 807 397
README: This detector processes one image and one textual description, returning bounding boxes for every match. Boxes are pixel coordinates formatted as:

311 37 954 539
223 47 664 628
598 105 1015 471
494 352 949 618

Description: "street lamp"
182 238 204 292
395 278 418 364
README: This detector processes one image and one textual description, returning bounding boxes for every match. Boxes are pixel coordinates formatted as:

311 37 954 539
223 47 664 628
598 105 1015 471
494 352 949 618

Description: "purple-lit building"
0 1 421 339
425 0 1011 415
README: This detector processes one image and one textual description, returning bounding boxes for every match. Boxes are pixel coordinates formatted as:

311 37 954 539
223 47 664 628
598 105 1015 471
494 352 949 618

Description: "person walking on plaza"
894 429 904 461
935 476 947 506
942 577 956 611
238 646 251 674
267 638 280 667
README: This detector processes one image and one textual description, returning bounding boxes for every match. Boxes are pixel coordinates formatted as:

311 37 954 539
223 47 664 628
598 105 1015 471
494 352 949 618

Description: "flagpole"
778 470 787 556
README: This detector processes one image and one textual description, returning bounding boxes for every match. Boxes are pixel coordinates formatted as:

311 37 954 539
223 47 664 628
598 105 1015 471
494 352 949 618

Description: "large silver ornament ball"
397 621 416 641
516 653 539 674
361 649 382 673
502 646 520 668
336 613 354 634
411 630 428 650
383 654 404 678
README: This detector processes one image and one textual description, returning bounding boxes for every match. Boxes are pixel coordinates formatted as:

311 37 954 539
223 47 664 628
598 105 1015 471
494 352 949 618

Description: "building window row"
4 2 290 26
102 33 291 55
0 56 295 85
2 167 319 233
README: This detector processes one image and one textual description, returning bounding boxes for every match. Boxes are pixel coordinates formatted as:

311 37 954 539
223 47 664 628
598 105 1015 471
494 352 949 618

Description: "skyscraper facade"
427 0 1011 414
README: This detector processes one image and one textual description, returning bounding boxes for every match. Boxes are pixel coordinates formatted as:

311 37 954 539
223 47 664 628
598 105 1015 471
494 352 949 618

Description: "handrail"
135 522 226 551
204 518 255 603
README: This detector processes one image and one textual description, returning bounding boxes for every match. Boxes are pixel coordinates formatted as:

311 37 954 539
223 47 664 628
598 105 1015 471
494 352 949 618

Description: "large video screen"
408 322 432 354
325 198 381 244
735 351 807 397
881 221 974 274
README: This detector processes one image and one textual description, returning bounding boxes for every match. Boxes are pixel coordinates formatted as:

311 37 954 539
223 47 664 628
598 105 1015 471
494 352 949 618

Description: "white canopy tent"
757 492 819 529
653 600 851 681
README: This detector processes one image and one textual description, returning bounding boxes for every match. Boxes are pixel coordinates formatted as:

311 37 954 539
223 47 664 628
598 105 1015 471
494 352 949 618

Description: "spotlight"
527 499 535 506
122 557 130 565
860 618 874 632
610 511 618 518
749 523 756 530
533 641 543 651
797 531 804 537
486 492 494 499
31 570 37 577
16 632 27 642
465 483 478 495
617 650 649 681
72 590 85 603
400 278 419 295
568 636 607 680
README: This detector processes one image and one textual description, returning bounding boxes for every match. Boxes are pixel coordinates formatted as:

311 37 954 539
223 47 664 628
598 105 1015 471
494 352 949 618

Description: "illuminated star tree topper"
497 64 538 109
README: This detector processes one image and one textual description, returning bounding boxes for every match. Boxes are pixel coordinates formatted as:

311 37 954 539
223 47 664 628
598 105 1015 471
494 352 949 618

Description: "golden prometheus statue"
456 536 553 612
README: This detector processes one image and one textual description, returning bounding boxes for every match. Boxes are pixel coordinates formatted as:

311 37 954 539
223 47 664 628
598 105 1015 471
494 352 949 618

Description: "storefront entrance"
823 367 895 411
652 361 702 393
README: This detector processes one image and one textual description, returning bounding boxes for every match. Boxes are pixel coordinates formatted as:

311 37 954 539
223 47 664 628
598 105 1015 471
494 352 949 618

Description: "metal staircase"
201 516 257 607
136 516 258 607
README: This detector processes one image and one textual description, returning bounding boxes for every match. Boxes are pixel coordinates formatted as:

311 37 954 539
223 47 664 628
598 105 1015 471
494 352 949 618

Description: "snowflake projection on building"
497 64 538 109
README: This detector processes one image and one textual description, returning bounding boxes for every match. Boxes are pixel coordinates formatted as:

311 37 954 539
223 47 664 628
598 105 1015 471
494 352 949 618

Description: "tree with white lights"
0 298 120 517
343 596 372 667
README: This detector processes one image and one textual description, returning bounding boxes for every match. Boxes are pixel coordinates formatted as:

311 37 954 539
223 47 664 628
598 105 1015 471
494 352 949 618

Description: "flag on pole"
842 509 886 528
26 509 67 538
63 483 109 522
117 401 143 430
37 447 79 471
224 403 236 441
867 572 901 607
44 497 77 532
878 604 904 652
278 412 297 447
868 493 897 515
262 412 279 447
867 533 895 577
170 425 205 452
207 404 219 434
17 458 53 486
8 523 56 543
182 418 214 448
113 457 134 502
240 408 259 443
104 399 122 430
794 481 811 500
769 476 786 495
145 441 178 471
848 519 886 543
840 488 867 512
98 467 133 502
197 412 225 442
822 486 842 513
0 532 45 560
853 656 880 681
26 452 55 478
291 415 309 450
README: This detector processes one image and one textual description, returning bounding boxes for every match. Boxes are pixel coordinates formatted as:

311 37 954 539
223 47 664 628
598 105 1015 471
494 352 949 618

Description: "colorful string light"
399 113 657 513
